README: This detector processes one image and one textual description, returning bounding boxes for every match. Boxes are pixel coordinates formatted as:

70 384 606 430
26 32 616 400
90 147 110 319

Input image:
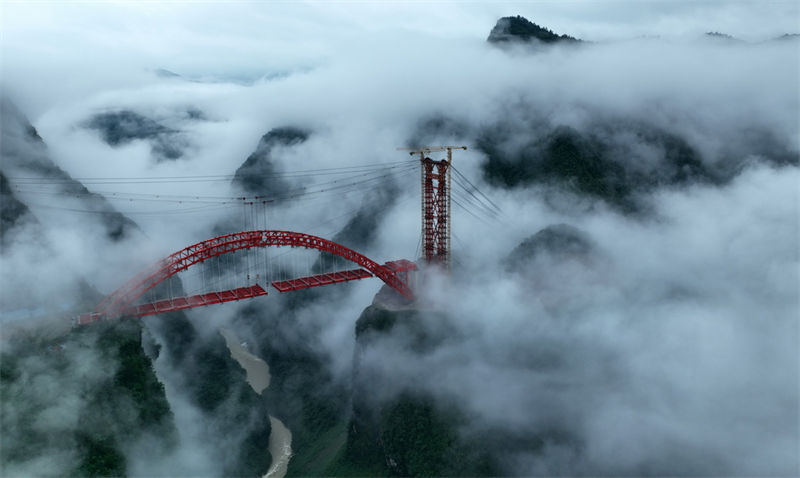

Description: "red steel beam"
78 284 269 324
94 230 415 318
271 268 373 293
80 257 418 324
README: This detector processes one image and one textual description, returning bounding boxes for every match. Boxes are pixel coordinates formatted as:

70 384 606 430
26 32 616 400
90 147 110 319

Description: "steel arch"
95 230 415 318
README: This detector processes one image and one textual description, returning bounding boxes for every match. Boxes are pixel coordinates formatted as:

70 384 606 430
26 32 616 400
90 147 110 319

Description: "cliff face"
0 172 36 250
229 292 350 477
0 98 273 477
339 305 496 477
0 317 274 477
0 320 177 477
0 98 139 242
181 330 274 476
232 126 310 198
139 308 275 477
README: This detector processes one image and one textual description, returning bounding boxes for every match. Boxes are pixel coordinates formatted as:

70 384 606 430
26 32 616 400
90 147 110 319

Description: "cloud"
1 3 797 476
356 164 798 475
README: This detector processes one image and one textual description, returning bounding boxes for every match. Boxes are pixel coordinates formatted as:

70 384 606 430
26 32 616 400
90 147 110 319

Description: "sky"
1 1 798 476
1 0 798 117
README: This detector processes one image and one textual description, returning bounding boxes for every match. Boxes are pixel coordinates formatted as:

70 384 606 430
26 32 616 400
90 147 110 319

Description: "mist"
1 1 798 476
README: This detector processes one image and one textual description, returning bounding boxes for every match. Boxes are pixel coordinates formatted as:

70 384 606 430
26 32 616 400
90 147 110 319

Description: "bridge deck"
77 284 269 324
125 284 269 317
76 258 418 325
271 268 373 292
270 260 417 293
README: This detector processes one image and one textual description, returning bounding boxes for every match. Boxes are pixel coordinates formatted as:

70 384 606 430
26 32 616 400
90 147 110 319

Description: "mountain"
1 98 139 241
337 304 496 476
488 15 581 45
1 99 274 477
0 320 177 477
154 68 182 78
331 177 399 252
82 108 204 161
409 105 798 214
232 126 310 199
3 12 797 477
0 172 36 250
772 33 800 42
504 224 593 273
0 100 174 476
704 32 744 42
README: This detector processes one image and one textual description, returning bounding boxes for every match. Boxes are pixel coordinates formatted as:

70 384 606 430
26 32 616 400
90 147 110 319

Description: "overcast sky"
2 0 798 116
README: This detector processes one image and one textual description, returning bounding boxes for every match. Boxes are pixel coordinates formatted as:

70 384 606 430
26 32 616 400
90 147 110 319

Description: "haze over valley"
1 2 798 477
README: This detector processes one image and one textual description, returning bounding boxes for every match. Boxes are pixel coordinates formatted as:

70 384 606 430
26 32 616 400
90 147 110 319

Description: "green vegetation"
83 110 186 161
178 330 273 476
355 305 448 353
337 305 497 477
0 319 176 477
109 328 173 427
0 172 35 248
478 123 712 212
324 443 388 477
479 125 636 211
229 400 273 478
233 126 310 198
487 15 581 44
186 336 242 412
230 296 350 476
355 304 402 336
150 309 197 365
339 389 496 477
73 433 126 478
288 421 351 477
381 395 455 477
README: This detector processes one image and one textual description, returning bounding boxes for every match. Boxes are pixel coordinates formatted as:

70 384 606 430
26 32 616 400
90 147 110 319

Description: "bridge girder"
93 230 415 319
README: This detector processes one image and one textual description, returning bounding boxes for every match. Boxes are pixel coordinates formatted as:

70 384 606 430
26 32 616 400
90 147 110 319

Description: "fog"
360 164 798 474
1 1 798 476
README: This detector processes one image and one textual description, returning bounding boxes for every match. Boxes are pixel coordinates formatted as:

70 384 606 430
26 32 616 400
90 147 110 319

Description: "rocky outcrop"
488 16 581 45
232 127 309 198
83 109 200 161
504 224 593 273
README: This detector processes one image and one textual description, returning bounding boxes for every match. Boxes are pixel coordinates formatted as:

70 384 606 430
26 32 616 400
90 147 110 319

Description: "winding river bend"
221 329 293 478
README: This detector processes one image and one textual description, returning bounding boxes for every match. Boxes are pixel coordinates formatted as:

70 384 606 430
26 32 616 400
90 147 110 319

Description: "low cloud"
1 3 797 476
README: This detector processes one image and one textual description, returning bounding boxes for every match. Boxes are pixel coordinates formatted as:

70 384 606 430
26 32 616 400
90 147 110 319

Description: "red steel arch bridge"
76 146 499 325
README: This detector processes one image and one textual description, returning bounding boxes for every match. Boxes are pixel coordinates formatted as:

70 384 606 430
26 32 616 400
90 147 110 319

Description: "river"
220 328 292 478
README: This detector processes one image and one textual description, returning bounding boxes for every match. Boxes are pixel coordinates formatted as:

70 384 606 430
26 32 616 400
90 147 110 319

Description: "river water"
220 329 292 478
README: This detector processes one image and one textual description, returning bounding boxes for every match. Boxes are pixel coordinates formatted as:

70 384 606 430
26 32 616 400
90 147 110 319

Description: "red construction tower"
401 146 467 270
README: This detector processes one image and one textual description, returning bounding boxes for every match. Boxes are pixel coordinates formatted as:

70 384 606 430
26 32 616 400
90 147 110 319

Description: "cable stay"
8 159 417 185
58 147 514 324
451 165 504 216
11 164 418 217
10 162 416 202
